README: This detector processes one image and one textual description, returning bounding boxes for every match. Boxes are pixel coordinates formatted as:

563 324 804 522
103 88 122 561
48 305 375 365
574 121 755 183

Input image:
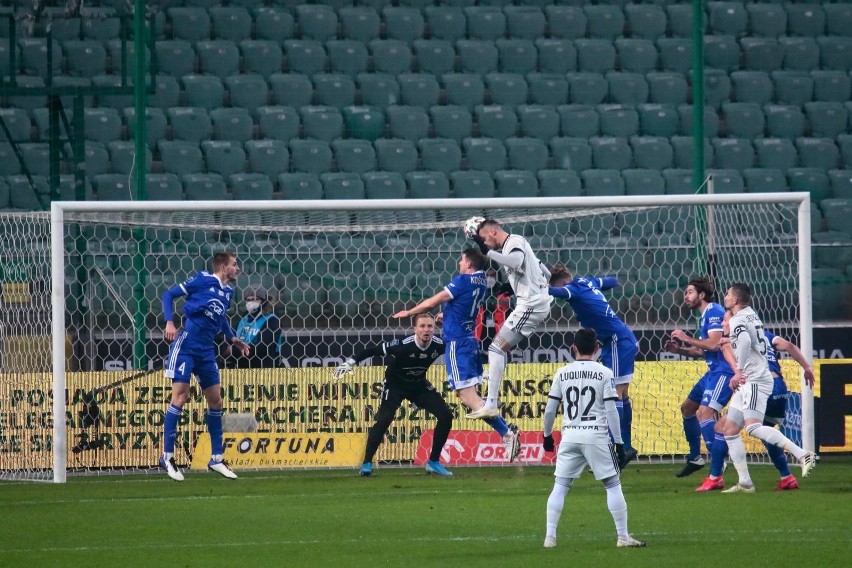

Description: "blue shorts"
765 376 789 421
164 336 221 390
600 335 638 384
699 370 733 411
445 337 484 391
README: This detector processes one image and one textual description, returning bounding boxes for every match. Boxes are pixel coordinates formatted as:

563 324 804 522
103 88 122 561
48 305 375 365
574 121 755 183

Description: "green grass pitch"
2 457 850 567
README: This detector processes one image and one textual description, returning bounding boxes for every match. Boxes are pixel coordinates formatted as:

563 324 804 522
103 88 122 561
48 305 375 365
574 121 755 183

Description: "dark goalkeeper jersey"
352 335 445 383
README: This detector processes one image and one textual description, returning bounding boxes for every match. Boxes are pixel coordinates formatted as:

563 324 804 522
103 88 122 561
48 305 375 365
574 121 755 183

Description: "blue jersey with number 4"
163 271 235 351
442 271 487 341
700 302 733 374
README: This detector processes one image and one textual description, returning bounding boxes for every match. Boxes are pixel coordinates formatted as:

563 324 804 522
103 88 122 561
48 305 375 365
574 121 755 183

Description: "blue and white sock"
709 433 728 477
620 398 633 451
699 418 717 452
207 408 224 457
764 440 791 478
683 414 701 459
163 403 182 454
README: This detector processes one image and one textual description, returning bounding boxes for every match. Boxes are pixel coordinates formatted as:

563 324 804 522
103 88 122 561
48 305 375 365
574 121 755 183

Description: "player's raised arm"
597 276 620 291
772 336 815 388
333 343 386 379
392 289 451 319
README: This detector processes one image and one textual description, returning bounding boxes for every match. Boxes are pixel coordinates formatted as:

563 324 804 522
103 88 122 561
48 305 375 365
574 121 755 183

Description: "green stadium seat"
788 168 831 202
383 6 425 43
457 40 499 75
64 40 107 78
256 106 299 141
584 5 625 41
558 105 600 138
375 139 418 174
550 137 592 171
464 137 507 173
196 40 240 80
6 175 49 209
704 35 740 72
6 77 46 117
483 73 525 106
672 136 714 169
235 41 281 79
210 107 253 143
708 2 748 36
18 38 61 78
332 139 377 174
615 39 657 73
245 140 290 180
202 141 246 178
230 173 273 200
413 40 455 76
321 172 366 200
313 74 357 108
598 105 639 137
743 168 788 193
496 39 537 74
386 105 429 142
824 3 852 36
747 3 787 38
779 37 820 72
840 135 852 169
535 39 577 74
289 139 333 175
785 4 825 37
830 170 852 199
158 140 203 177
154 40 195 78
145 174 183 201
167 107 211 143
295 4 337 42
339 7 381 42
805 102 848 138
545 6 587 40
464 6 506 41
475 105 518 140
495 170 539 198
209 6 251 42
622 168 665 196
93 174 133 201
538 169 582 197
369 40 413 75
707 169 745 193
451 170 496 198
582 169 625 197
283 40 327 76
429 105 472 142
771 71 813 105
0 144 20 176
30 108 65 143
398 73 441 109
624 4 666 40
326 40 370 77
504 6 546 40
811 71 851 103
168 7 210 42
637 104 679 137
279 173 323 200
255 7 295 43
517 104 559 140
567 72 608 105
269 74 313 108
741 38 784 72
300 106 343 142
528 73 569 105
418 138 462 174
722 102 765 138
575 39 616 74
630 136 673 170
357 74 401 109
407 171 450 199
363 172 407 199
80 142 110 177
657 38 692 74
506 137 549 172
607 72 649 104
342 106 384 141
796 138 840 170
182 75 225 110
590 136 632 170
817 37 852 72
225 75 269 119
108 141 152 175
147 75 180 111
754 138 798 170
712 138 755 170
424 6 467 42
184 173 228 200
0 109 31 143
764 104 806 138
678 104 721 138
663 168 695 195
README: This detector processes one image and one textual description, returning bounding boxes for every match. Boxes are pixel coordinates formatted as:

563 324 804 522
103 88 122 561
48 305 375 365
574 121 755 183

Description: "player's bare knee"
680 399 698 416
696 405 717 421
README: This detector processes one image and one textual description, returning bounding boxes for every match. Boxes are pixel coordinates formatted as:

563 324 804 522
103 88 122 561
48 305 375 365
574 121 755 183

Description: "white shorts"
554 439 620 481
729 380 772 421
503 305 550 337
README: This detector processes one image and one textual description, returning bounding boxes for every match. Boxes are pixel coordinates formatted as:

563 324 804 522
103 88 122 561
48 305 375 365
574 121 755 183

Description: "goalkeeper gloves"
470 234 489 255
542 433 555 452
333 358 356 379
615 443 627 469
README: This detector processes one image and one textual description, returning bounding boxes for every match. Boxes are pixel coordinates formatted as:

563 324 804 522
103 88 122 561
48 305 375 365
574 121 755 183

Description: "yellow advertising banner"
190 433 367 470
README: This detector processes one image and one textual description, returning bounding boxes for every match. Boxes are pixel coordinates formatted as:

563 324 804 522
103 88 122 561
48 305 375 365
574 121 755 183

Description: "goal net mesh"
0 200 805 480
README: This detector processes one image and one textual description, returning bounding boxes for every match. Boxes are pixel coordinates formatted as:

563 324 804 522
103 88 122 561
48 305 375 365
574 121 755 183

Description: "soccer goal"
0 194 814 482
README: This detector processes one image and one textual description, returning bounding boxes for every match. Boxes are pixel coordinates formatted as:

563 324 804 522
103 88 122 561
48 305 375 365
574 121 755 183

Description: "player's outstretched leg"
425 460 453 477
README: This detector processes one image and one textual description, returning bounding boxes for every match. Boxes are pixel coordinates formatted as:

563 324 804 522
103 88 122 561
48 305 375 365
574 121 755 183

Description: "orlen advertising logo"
415 430 559 466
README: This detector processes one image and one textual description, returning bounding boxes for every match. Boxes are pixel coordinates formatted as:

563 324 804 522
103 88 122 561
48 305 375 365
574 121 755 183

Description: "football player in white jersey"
541 328 645 549
466 218 553 418
712 283 816 492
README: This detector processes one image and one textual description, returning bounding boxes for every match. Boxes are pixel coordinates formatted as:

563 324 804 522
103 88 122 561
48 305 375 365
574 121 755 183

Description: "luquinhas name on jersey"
560 370 606 381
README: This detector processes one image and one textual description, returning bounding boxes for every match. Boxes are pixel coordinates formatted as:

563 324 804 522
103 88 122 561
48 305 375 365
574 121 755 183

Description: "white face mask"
487 277 497 288
245 300 261 315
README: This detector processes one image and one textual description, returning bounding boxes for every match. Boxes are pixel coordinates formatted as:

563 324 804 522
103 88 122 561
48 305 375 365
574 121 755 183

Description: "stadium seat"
829 170 852 199
771 71 814 106
210 106 254 143
550 137 593 171
788 168 831 202
158 140 203 177
321 172 366 200
840 135 852 169
708 2 748 36
424 6 467 42
558 105 600 138
148 75 181 111
230 173 274 200
785 4 826 37
496 39 537 74
196 41 240 80
289 139 333 175
764 104 806 139
590 137 632 170
584 5 625 41
64 40 107 78
267 74 313 109
536 39 578 74
343 106 385 141
575 39 616 74
210 6 251 42
528 73 569 106
743 168 788 193
817 37 852 72
504 6 546 40
441 73 485 110
451 170 496 198
256 106 299 142
167 107 212 143
0 109 30 143
83 108 121 145
623 4 666 40
279 173 323 200
475 105 518 140
339 7 381 42
622 168 665 196
811 71 852 103
754 138 798 170
407 171 451 199
722 102 765 138
375 139 418 174
494 170 539 198
805 102 848 138
671 136 714 169
357 74 400 109
464 138 507 173
484 73 526 107
6 77 46 117
704 35 740 72
741 38 784 72
505 137 549 173
225 75 269 118
386 105 429 142
245 140 289 180
184 173 228 200
384 7 425 43
255 7 295 43
202 141 246 178
457 40 499 75
637 104 679 137
663 168 696 194
464 6 506 41
545 6 586 40
730 71 773 104
182 75 225 110
300 106 343 142
779 37 820 72
582 169 625 197
429 106 472 142
630 136 673 170
332 139 377 174
417 139 462 175
747 3 787 38
363 171 407 199
168 7 211 42
796 138 840 170
657 38 692 74
607 72 649 104
145 173 183 201
80 142 110 177
616 39 657 73
413 40 456 75
598 105 639 137
295 4 338 42
313 73 356 108
369 40 413 75
91 75 134 112
93 174 133 201
283 40 327 76
712 138 755 170
707 169 745 193
517 104 560 140
154 40 195 78
0 143 20 176
567 72 608 105
538 169 582 197
398 73 441 109
326 40 370 77
18 38 61 78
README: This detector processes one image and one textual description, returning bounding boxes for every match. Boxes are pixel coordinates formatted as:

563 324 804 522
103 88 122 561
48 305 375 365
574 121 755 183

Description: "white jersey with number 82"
549 360 617 444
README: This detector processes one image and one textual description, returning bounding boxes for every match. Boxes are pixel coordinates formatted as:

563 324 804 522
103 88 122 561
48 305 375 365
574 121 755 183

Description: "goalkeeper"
333 313 454 477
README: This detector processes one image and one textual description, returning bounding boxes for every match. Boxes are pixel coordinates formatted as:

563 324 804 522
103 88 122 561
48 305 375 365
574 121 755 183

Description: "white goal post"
1 193 816 482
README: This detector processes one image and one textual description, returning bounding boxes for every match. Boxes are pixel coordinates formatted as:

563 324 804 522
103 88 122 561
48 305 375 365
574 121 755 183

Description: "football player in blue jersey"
548 265 640 466
392 248 522 463
159 251 249 481
664 277 734 477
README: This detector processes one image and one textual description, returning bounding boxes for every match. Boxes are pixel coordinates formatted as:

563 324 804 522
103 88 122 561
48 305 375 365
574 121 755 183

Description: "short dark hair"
572 328 598 356
688 277 716 303
728 282 752 305
212 251 236 272
549 263 573 286
412 313 435 326
462 248 487 270
478 218 500 234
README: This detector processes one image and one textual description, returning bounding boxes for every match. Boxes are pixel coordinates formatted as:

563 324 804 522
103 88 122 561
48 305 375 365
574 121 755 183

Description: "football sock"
725 434 753 486
699 418 717 451
546 482 571 538
745 423 806 460
763 440 791 478
485 345 507 407
621 398 633 450
682 414 701 459
484 415 509 437
709 433 728 477
603 478 629 536
430 414 452 463
163 403 182 454
207 408 224 455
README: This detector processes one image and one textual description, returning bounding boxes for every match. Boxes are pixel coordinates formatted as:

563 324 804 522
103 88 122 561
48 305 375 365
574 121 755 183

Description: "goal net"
1 195 813 482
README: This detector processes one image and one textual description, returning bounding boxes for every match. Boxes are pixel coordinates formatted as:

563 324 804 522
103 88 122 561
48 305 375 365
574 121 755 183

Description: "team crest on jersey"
419 353 427 358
